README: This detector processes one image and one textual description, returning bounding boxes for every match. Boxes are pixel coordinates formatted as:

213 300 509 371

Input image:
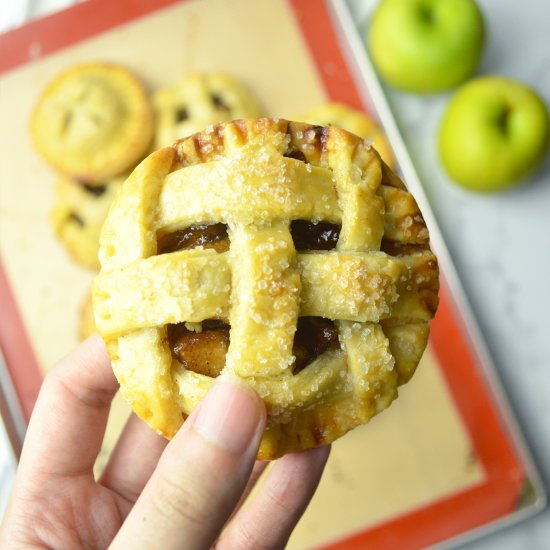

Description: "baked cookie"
93 119 438 459
30 62 153 183
153 72 262 148
297 102 395 168
51 175 123 270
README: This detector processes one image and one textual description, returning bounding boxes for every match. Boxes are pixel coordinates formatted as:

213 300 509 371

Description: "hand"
0 334 329 549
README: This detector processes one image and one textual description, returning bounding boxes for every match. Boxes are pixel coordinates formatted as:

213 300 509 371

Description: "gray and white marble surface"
348 0 550 548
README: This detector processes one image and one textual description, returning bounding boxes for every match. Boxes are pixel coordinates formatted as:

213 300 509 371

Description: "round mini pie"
78 290 97 341
93 118 439 459
30 62 153 183
153 72 262 149
297 102 395 169
51 175 123 270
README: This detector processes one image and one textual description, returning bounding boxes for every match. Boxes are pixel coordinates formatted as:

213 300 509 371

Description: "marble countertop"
348 0 550 548
1 0 549 548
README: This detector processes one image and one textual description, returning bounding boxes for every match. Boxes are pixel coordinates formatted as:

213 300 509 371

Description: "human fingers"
228 460 269 522
218 445 331 550
110 375 266 550
100 414 169 507
18 333 118 478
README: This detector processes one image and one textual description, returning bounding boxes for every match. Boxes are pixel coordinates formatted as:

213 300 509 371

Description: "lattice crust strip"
94 250 404 338
93 118 439 459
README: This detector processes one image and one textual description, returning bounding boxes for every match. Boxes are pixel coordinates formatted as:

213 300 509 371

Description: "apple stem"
496 105 512 134
418 5 434 24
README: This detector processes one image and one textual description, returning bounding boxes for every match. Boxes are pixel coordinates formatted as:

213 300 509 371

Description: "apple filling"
158 223 230 254
168 321 230 378
168 316 340 377
161 221 343 377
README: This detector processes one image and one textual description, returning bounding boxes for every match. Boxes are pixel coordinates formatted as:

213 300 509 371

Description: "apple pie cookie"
51 175 123 270
30 62 153 183
153 72 262 148
93 118 439 459
297 103 394 168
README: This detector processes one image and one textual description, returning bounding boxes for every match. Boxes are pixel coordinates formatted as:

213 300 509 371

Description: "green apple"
367 0 485 93
438 76 550 192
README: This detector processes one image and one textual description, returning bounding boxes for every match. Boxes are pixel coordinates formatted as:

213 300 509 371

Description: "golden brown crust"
30 62 154 183
93 118 438 459
296 103 395 169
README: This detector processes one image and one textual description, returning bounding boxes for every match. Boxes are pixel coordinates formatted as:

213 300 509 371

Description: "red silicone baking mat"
0 0 544 548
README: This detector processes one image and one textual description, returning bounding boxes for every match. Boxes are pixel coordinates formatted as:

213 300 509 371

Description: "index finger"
18 333 118 478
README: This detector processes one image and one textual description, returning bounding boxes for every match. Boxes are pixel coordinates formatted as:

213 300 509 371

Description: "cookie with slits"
153 72 262 149
51 175 123 270
30 62 154 183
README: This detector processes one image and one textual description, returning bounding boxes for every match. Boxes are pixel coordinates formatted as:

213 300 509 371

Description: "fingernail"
192 375 265 455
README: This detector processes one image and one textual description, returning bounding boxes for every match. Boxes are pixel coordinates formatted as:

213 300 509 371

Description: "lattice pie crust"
93 118 439 459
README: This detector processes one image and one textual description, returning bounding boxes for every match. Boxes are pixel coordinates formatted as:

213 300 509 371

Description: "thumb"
111 375 266 550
